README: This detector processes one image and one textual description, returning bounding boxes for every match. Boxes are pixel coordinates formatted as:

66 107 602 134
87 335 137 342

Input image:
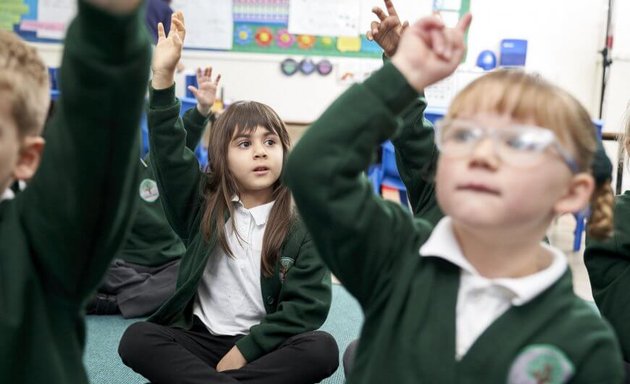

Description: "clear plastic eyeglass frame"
434 119 579 174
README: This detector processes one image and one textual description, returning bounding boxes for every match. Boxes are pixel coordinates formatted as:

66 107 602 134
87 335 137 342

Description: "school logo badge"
279 257 295 282
507 345 574 384
139 179 159 203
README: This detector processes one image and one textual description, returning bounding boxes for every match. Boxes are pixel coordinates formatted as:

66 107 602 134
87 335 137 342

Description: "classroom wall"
33 0 613 123
30 0 630 189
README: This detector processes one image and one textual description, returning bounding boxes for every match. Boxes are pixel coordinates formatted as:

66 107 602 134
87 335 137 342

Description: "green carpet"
84 284 363 384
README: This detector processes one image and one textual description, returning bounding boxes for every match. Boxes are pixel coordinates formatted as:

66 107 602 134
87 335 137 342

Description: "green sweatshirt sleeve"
19 0 151 299
147 83 204 242
584 192 630 360
236 223 332 362
391 96 443 224
285 62 433 307
182 106 209 151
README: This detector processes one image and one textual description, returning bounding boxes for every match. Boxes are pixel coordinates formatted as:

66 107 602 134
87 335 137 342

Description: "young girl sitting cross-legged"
118 13 338 384
285 12 624 384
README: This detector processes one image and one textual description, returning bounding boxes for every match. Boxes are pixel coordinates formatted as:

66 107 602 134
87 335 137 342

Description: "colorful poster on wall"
0 0 30 30
233 0 289 24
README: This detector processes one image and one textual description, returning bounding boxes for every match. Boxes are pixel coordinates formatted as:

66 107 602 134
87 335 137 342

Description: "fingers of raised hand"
372 6 388 21
157 22 166 40
384 0 398 16
369 21 380 38
456 13 472 33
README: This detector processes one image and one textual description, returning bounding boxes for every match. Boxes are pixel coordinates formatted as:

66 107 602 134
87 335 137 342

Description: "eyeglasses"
434 119 579 173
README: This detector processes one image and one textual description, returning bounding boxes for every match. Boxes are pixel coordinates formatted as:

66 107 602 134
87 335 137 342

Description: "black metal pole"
598 0 613 119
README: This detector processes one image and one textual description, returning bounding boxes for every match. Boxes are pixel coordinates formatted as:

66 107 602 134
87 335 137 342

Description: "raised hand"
366 0 409 57
391 13 472 92
188 67 221 117
84 0 143 14
151 11 185 90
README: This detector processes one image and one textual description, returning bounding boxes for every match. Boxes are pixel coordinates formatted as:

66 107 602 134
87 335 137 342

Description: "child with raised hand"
88 62 221 318
118 11 337 384
0 0 151 382
286 12 624 384
368 0 442 222
585 120 630 366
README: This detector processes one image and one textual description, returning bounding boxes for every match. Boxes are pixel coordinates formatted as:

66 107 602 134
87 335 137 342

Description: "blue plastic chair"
140 96 208 169
367 141 409 209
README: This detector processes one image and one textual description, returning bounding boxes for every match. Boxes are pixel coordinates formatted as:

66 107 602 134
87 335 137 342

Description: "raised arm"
286 15 471 306
369 0 442 224
147 12 204 240
182 66 221 149
20 0 151 297
392 97 442 223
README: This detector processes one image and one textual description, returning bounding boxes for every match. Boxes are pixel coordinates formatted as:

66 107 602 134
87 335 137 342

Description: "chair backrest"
381 141 400 178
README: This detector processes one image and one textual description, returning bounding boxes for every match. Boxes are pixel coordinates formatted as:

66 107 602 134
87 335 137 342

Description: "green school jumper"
0 2 150 383
145 85 332 362
286 62 623 383
119 107 208 267
392 95 443 223
585 191 630 360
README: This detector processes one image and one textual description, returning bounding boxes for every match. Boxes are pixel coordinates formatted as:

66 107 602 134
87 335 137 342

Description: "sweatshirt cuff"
363 62 419 117
75 0 148 63
149 82 177 108
186 105 210 125
236 335 265 362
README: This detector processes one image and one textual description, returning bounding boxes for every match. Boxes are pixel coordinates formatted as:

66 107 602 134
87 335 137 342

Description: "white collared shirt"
193 199 274 336
419 217 567 360
1 188 15 202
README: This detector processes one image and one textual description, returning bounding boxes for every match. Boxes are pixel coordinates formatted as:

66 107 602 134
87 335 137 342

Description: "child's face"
0 99 22 193
227 125 284 203
435 112 581 232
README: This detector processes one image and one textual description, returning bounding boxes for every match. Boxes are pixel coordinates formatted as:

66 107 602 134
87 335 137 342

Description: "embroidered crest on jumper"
279 257 295 282
139 179 159 203
507 345 574 384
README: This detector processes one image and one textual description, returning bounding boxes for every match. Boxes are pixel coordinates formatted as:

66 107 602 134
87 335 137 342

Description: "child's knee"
117 321 159 365
308 331 340 373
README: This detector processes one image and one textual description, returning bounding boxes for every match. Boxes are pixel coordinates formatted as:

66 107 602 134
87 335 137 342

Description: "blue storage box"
500 39 528 67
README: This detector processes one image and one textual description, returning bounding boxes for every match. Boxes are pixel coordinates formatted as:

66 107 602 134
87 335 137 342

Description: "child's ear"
553 173 595 215
13 136 45 182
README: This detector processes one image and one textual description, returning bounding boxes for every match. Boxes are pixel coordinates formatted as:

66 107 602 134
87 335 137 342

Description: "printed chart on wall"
4 0 469 58
6 0 77 42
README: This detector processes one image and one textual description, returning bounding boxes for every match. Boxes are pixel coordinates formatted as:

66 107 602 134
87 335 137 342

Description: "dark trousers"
100 258 179 318
118 317 339 384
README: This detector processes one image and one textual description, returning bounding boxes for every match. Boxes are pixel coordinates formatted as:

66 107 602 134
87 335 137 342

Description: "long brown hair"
201 101 293 276
447 69 614 239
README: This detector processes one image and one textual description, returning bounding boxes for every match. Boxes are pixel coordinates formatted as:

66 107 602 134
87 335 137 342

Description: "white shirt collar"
232 197 275 226
1 188 15 202
419 217 567 306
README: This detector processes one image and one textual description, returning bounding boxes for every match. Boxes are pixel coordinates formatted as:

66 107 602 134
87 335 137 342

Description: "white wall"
32 0 613 123
31 0 630 190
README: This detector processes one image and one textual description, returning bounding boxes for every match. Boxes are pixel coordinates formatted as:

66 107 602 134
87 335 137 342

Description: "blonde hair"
446 69 613 239
0 31 50 137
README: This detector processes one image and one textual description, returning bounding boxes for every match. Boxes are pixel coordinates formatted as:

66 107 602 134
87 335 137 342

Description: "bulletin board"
5 0 470 59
